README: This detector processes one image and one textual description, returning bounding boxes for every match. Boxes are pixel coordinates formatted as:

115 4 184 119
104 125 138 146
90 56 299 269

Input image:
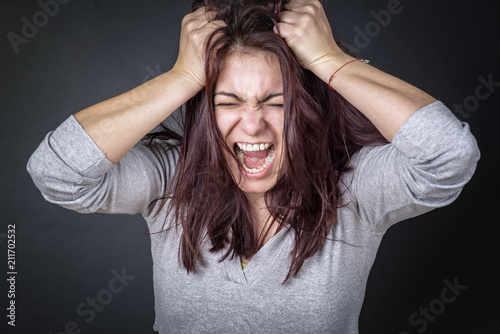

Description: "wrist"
169 64 205 93
309 52 356 85
137 68 204 114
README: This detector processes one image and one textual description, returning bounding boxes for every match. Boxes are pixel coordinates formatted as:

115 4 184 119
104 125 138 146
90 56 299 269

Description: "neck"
245 192 267 221
244 192 278 243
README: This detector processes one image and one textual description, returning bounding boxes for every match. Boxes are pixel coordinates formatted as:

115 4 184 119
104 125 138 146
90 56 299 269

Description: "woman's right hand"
73 8 225 164
172 7 226 90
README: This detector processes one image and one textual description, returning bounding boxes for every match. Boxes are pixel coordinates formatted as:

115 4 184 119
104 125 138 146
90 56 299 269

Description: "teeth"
236 145 275 174
236 142 272 152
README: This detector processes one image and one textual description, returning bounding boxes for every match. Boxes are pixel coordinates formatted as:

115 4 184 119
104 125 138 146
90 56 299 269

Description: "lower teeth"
236 145 275 174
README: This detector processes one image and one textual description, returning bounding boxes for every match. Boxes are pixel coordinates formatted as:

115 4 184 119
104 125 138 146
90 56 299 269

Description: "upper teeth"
236 143 272 151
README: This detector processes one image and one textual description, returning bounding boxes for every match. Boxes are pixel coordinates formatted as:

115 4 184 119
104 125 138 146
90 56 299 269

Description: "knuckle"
293 26 305 38
302 4 313 13
188 30 199 41
184 20 197 31
189 30 206 44
302 3 317 15
299 13 315 26
301 1 323 16
181 14 193 26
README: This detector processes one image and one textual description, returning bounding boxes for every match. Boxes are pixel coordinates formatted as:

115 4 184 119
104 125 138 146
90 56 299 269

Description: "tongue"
243 156 266 169
243 148 270 158
242 148 270 169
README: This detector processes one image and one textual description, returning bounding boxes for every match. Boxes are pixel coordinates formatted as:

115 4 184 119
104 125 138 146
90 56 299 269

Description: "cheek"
263 109 285 138
215 111 240 139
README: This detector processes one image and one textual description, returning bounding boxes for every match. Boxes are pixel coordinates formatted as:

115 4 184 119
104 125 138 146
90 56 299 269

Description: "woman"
27 0 480 332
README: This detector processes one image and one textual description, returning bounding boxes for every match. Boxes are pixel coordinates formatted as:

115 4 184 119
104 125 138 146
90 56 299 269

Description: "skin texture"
214 53 285 199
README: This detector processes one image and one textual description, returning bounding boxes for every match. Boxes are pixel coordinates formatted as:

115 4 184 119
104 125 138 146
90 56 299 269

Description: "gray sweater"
27 101 480 333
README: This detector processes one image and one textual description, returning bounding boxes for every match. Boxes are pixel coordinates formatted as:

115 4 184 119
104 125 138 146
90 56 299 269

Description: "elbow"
27 150 110 214
428 119 481 187
27 147 54 196
404 129 480 209
447 128 481 183
27 148 88 212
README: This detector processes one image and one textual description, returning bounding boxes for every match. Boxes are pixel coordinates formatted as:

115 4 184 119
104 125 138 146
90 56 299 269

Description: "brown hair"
148 0 387 282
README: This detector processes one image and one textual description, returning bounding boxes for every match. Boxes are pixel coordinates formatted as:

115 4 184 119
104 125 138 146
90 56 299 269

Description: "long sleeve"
27 115 180 218
347 100 480 234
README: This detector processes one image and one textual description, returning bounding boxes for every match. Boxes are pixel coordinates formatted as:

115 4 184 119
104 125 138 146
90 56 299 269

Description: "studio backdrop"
1 0 498 333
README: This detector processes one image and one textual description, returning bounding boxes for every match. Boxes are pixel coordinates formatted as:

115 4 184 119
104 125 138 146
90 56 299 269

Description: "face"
214 52 285 198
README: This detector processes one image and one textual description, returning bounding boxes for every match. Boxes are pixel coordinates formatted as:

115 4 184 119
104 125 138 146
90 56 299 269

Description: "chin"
238 178 277 198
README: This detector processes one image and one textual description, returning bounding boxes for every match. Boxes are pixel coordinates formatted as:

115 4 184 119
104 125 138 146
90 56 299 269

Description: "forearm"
275 0 435 142
314 53 436 142
74 69 200 164
73 8 226 164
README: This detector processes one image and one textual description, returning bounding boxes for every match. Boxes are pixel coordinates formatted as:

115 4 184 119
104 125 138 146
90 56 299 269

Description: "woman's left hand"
274 0 348 76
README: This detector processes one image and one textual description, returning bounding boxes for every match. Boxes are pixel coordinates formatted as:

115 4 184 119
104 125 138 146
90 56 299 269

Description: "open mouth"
234 143 276 175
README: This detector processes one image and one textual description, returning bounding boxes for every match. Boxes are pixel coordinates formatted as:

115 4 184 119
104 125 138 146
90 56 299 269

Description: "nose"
239 106 267 136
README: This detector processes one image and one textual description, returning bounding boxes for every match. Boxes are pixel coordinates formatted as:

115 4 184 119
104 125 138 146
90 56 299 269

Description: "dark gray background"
1 0 498 333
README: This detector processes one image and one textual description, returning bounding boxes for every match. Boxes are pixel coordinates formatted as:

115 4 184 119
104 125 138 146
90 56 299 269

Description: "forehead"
215 52 283 98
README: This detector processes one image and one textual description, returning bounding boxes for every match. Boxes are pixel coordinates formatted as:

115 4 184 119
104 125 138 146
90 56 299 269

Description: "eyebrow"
214 92 283 103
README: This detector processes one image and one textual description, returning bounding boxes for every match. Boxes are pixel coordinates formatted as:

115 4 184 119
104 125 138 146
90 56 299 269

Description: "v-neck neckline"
223 226 293 285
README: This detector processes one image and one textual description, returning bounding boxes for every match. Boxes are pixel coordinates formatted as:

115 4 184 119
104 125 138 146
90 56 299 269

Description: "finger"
278 5 323 34
207 19 227 30
283 0 323 16
197 20 227 50
277 10 302 24
273 21 294 38
184 7 206 23
198 20 226 39
202 9 218 22
189 6 220 26
191 6 211 17
185 7 216 24
283 0 314 11
183 11 219 34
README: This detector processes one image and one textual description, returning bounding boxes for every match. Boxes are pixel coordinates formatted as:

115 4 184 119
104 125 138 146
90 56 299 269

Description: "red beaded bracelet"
328 58 370 90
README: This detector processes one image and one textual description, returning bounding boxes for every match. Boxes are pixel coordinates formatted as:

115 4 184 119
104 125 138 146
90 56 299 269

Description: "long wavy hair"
147 0 387 282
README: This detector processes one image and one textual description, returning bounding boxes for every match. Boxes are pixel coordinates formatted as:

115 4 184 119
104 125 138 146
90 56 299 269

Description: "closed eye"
266 104 284 109
215 103 241 108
